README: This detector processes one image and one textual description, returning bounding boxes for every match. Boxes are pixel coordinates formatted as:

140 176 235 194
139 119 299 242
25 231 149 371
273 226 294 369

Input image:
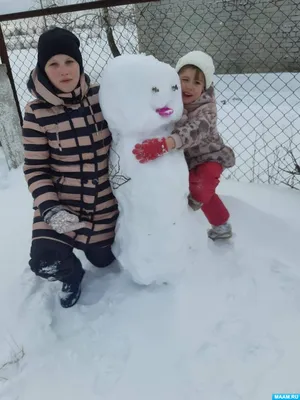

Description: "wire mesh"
1 0 300 187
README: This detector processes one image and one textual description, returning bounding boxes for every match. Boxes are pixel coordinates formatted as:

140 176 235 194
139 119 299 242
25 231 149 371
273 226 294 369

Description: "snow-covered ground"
0 147 300 399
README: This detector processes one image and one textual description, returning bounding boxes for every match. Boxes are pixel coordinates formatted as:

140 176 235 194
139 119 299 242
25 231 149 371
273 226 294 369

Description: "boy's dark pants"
29 239 115 285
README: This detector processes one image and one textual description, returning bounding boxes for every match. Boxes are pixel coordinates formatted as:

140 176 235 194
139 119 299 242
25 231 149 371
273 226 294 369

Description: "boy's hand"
48 210 86 234
44 206 86 234
132 137 175 163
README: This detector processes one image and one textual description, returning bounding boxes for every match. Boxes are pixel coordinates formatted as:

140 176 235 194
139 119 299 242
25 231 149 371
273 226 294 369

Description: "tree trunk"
0 65 24 169
103 7 121 57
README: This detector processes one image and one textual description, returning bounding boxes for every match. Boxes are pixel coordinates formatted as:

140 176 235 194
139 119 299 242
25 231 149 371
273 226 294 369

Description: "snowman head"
99 54 183 139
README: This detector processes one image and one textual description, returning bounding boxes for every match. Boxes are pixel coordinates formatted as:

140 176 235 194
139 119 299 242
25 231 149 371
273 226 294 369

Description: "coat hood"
27 66 90 107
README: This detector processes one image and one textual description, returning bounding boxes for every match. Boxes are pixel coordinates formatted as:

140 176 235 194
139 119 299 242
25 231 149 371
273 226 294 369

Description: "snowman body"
100 54 194 285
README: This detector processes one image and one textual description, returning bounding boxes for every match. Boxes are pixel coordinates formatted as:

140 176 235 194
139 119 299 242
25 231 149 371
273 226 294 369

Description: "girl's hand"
132 137 175 163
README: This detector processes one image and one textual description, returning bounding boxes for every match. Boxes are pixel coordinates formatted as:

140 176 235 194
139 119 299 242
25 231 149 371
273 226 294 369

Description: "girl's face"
179 67 205 105
45 54 80 93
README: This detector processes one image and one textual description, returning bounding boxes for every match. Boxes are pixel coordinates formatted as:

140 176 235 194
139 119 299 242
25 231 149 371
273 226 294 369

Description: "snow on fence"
0 0 299 188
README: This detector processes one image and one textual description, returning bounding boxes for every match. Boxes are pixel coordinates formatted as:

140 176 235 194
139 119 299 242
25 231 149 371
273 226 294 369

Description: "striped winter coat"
22 68 119 249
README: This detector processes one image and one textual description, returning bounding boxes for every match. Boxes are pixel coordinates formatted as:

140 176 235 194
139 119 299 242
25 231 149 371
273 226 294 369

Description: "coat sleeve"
22 104 60 217
171 108 215 150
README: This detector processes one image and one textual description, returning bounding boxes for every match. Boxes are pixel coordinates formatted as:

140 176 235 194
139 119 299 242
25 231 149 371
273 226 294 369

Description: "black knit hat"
37 27 83 73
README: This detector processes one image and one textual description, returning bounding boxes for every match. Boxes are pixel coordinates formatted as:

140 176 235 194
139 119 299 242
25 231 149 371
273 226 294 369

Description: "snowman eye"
172 84 179 91
152 87 159 93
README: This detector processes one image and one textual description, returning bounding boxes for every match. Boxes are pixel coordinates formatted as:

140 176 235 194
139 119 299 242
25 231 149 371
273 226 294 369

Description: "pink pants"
189 162 230 226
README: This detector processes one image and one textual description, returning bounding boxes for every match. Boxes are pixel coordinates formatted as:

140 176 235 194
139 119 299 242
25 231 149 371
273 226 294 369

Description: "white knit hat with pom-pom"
175 50 215 89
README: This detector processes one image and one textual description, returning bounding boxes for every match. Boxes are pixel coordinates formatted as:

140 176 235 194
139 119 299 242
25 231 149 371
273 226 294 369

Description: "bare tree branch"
0 342 25 382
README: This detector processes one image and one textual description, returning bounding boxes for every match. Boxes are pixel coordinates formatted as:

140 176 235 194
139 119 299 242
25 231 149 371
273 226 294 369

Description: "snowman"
99 54 195 285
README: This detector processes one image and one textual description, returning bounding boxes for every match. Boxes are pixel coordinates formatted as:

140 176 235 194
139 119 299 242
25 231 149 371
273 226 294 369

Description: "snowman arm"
171 112 214 150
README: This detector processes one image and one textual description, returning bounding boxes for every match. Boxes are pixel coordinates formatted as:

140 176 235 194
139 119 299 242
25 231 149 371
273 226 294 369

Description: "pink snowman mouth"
156 107 174 117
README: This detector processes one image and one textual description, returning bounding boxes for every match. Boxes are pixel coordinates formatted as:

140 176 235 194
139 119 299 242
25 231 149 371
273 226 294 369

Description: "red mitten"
132 138 168 163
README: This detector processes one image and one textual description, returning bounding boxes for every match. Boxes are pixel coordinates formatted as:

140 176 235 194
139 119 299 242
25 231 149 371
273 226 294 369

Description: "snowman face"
100 54 184 139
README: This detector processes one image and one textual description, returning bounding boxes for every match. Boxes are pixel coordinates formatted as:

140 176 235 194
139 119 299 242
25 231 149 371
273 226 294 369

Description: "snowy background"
0 0 82 14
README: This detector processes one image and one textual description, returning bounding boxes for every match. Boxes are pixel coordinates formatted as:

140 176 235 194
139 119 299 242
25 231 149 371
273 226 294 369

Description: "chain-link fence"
1 0 300 188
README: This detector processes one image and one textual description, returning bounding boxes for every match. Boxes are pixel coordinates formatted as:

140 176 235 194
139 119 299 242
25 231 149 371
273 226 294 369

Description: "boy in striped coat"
22 28 118 308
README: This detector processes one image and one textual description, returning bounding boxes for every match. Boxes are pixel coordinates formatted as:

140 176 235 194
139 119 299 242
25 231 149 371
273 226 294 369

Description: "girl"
22 27 118 308
132 50 235 240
